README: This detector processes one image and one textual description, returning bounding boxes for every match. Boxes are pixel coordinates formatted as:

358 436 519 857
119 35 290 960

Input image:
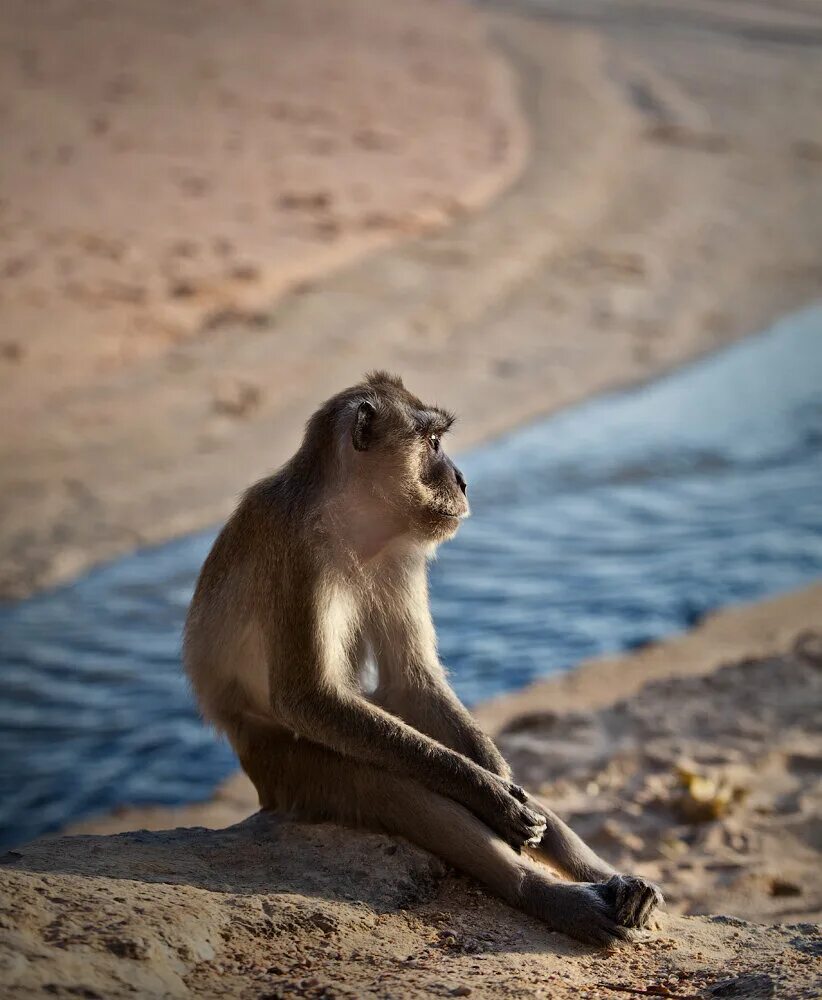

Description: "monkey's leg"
234 724 636 948
379 687 662 929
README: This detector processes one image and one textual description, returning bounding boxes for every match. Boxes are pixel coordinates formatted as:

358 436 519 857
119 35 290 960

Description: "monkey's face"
411 424 469 540
350 379 469 543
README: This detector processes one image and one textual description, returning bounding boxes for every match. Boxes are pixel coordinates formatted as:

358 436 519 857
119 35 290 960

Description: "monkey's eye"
427 433 440 453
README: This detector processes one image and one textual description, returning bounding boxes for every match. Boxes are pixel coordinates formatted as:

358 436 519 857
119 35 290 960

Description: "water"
1 309 821 849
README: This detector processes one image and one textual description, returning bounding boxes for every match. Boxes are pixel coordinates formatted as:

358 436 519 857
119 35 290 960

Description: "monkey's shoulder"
199 475 324 591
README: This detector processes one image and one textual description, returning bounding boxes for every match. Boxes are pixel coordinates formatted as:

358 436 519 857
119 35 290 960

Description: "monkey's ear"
352 399 377 451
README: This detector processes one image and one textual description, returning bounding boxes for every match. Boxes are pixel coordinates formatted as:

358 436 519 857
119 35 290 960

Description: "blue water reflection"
1 308 821 847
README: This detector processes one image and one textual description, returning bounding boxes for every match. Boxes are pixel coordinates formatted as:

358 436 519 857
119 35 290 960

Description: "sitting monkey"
184 372 662 945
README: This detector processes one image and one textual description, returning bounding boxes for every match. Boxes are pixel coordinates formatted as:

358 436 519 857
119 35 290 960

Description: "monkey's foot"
598 873 664 929
523 878 638 948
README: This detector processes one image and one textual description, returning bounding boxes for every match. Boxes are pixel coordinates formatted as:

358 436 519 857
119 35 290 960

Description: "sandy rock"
2 814 820 999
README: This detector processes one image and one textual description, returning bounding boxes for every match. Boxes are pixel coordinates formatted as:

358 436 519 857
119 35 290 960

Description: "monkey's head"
313 371 469 544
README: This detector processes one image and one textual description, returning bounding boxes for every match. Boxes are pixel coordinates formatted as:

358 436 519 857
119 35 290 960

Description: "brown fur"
184 373 662 946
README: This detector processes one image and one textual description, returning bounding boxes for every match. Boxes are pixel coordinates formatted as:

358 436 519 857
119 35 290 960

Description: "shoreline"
2 2 822 598
474 582 822 732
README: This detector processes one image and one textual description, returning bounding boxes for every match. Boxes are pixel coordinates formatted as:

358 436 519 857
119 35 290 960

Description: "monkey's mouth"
430 504 470 521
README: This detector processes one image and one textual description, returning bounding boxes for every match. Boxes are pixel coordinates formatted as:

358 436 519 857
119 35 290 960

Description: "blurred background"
1 0 821 891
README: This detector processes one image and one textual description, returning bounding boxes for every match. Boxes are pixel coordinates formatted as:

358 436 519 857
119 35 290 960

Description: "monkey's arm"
375 672 512 779
381 668 620 882
370 592 511 778
274 675 544 850
389 668 660 916
368 588 653 895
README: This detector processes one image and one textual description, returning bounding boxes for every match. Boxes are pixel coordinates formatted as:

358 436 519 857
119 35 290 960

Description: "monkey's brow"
414 408 455 434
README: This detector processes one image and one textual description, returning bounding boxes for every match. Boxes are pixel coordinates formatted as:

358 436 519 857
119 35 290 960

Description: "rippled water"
1 308 821 848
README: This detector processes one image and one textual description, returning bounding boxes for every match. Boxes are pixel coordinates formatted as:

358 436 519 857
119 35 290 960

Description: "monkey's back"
183 475 312 733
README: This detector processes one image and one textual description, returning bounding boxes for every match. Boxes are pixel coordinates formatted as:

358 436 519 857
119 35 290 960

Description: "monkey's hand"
598 874 664 929
507 781 529 803
469 774 547 851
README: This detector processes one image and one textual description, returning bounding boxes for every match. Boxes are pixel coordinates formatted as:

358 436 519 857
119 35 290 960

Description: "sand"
3 814 819 999
0 0 526 597
2 0 822 597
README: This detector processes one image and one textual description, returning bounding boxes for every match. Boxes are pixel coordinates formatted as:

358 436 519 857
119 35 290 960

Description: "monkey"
184 371 662 946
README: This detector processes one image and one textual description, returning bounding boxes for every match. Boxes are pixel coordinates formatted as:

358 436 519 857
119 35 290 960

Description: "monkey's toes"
539 882 637 948
603 874 664 929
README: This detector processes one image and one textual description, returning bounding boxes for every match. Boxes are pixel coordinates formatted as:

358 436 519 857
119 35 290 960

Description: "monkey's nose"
455 467 467 496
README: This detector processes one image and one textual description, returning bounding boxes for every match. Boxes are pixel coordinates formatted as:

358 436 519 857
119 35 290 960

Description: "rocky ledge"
1 809 819 999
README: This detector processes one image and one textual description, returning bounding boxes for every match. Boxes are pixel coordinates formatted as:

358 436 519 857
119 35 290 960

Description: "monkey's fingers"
507 782 529 803
525 814 548 847
489 799 546 854
513 807 547 850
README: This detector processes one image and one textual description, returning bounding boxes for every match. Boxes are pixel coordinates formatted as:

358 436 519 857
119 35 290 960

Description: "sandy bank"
3 0 822 597
0 0 526 597
3 816 818 1000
